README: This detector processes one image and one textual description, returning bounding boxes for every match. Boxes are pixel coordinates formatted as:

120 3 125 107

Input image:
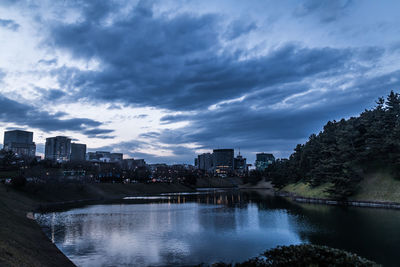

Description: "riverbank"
277 171 400 209
239 180 273 189
0 182 199 266
0 184 75 266
196 176 243 188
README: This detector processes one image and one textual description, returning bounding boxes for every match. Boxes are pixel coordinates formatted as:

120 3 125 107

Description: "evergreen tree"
268 91 400 199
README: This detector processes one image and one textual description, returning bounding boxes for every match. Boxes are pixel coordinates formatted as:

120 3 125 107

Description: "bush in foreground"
212 244 379 267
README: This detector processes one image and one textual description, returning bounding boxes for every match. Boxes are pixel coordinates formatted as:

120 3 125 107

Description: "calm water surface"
35 190 400 266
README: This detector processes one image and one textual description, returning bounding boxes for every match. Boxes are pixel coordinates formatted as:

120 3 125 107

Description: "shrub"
213 244 379 267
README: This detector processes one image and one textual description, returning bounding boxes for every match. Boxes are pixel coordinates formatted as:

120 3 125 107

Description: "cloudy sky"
0 0 400 164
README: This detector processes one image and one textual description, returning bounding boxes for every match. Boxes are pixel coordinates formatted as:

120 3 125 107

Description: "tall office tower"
213 149 234 176
110 153 123 163
45 136 72 162
3 130 36 158
198 153 214 172
122 158 146 170
133 159 146 167
255 153 275 171
86 151 123 163
70 143 87 162
234 152 247 175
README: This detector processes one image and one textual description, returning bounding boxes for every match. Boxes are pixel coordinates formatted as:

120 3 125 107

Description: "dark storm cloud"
39 88 66 101
139 131 160 139
83 128 115 139
0 94 112 137
293 0 353 23
155 69 400 160
91 135 116 139
137 67 400 163
83 128 114 135
6 127 27 131
39 0 396 163
52 43 362 112
224 20 257 40
49 1 372 112
0 18 19 31
0 0 20 6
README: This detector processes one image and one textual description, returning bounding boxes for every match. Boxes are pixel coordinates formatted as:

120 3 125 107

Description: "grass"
281 171 400 203
351 171 400 203
0 185 74 267
281 182 334 199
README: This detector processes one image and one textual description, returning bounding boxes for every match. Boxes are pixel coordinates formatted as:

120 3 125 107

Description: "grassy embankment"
0 184 74 267
280 171 400 203
280 182 333 199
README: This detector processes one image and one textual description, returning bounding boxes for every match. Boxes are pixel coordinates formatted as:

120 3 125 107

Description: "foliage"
267 91 400 199
350 171 400 203
183 173 198 185
281 182 333 199
11 175 26 189
134 166 151 182
212 244 379 267
0 149 18 171
243 170 264 185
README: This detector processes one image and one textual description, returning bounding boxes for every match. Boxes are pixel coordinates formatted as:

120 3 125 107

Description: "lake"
35 189 400 266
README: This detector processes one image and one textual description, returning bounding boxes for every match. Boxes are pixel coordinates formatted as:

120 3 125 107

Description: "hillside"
351 171 400 202
268 91 400 200
0 185 74 267
280 171 400 204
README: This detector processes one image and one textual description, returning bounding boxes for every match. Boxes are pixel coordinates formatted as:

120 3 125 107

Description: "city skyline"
2 129 271 168
1 1 400 164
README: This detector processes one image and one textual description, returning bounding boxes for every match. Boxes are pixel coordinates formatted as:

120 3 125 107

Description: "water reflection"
36 190 400 266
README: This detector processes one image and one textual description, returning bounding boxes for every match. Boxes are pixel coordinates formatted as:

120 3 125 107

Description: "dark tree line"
267 91 400 198
0 149 19 171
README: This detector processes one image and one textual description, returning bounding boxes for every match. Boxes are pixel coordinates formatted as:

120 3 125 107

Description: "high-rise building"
234 152 247 175
255 153 275 171
86 151 110 162
71 143 86 162
110 153 123 162
86 151 123 163
213 149 234 175
133 159 146 168
45 136 71 162
123 158 135 170
3 130 36 158
198 153 214 172
86 152 99 161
